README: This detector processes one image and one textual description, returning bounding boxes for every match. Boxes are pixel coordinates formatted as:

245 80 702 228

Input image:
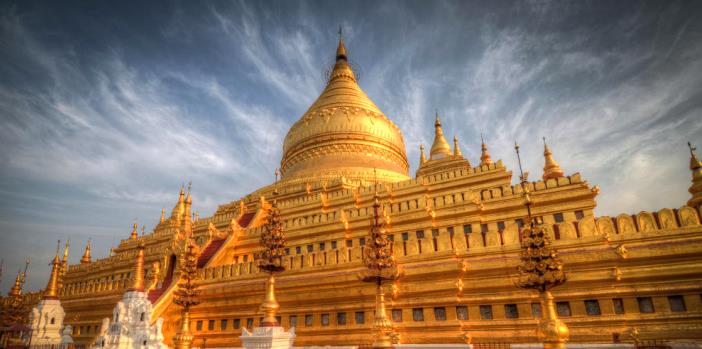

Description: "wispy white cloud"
1 1 701 293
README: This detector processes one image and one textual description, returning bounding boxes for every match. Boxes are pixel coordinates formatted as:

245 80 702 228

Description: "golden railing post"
260 272 281 326
360 190 400 349
257 187 286 327
173 234 201 349
538 291 569 349
372 280 393 349
174 307 194 349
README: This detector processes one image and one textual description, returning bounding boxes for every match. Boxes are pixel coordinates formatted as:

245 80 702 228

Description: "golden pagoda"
17 35 701 347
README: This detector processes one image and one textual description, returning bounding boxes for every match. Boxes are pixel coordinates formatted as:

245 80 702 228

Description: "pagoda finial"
128 239 146 292
62 239 70 262
161 208 166 223
542 137 565 180
130 222 138 240
480 133 494 167
327 27 357 83
453 135 462 157
689 142 701 170
80 239 91 264
336 26 347 62
419 144 427 165
687 141 702 208
9 270 22 297
430 111 452 160
43 240 62 299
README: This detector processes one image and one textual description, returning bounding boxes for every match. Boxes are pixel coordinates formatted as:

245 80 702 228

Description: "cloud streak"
1 1 701 292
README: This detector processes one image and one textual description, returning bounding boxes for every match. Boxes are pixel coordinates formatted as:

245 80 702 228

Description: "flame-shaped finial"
542 137 565 180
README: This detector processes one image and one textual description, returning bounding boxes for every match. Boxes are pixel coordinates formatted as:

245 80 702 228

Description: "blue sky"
1 0 701 293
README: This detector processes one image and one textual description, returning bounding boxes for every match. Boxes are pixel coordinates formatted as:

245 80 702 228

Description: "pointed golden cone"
130 222 138 239
419 144 427 165
80 239 91 264
336 34 347 61
480 134 494 166
542 138 565 180
170 185 186 226
43 243 62 300
129 239 146 292
160 208 166 223
453 135 462 157
62 240 70 263
9 271 22 297
688 142 702 208
59 240 69 291
430 113 452 160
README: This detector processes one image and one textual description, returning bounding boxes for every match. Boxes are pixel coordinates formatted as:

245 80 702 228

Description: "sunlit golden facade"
6 38 702 347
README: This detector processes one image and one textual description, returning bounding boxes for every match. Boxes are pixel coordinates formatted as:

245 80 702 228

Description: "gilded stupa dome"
280 37 410 184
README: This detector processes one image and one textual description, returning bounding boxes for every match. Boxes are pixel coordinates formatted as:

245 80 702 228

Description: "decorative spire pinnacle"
43 240 62 299
160 208 166 223
184 187 193 232
480 133 494 166
80 239 91 264
336 26 347 61
689 141 702 170
542 137 565 180
687 142 702 208
130 222 138 240
328 28 356 82
129 239 146 292
430 111 452 160
453 135 462 157
419 144 426 165
62 239 70 263
9 271 22 297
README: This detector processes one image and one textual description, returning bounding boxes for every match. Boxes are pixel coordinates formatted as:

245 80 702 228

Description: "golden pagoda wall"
55 160 702 346
176 198 702 345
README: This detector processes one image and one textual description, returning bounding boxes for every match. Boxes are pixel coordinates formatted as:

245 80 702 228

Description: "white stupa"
91 239 169 349
29 244 73 347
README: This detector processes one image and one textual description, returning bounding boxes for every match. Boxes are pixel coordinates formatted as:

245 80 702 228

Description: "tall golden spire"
419 144 427 165
129 239 146 292
130 222 138 240
62 239 70 263
43 241 62 300
170 185 186 227
688 142 702 208
8 271 22 297
542 137 565 180
58 240 69 291
185 191 192 217
453 135 462 157
80 239 91 264
359 190 398 348
336 26 347 62
329 29 356 82
160 208 166 223
480 133 494 167
430 112 452 160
